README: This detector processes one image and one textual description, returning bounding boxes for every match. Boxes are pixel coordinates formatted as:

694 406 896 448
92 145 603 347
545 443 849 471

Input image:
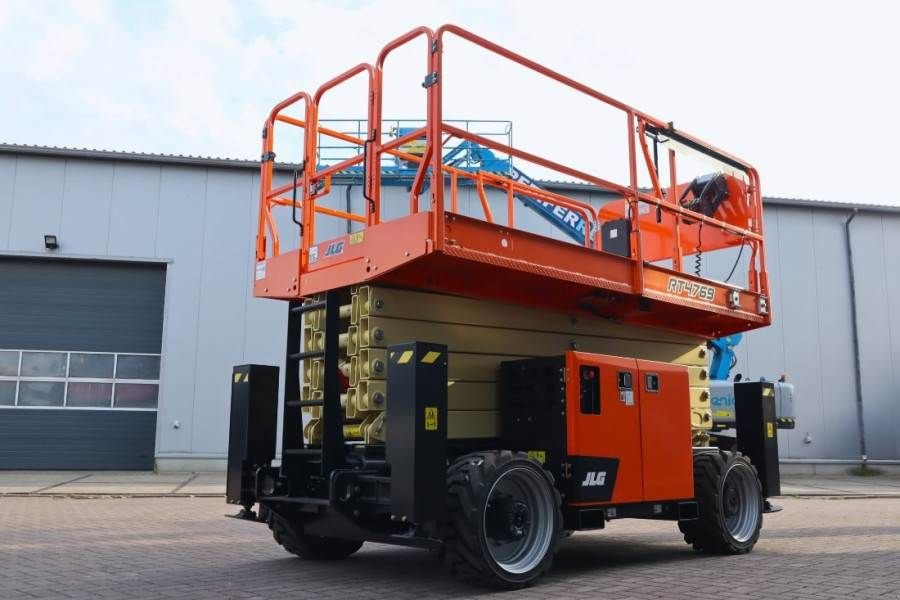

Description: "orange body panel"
565 352 693 506
635 359 694 501
566 353 644 504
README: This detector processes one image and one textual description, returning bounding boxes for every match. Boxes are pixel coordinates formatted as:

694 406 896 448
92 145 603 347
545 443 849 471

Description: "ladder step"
289 349 325 361
283 448 322 456
286 400 324 408
291 300 326 314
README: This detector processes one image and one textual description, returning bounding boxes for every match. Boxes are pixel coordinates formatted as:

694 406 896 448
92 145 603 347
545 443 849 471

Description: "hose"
694 221 703 277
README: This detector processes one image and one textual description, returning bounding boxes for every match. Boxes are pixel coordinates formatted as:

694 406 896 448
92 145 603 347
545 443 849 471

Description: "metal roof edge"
0 142 264 170
761 195 900 215
2 143 898 214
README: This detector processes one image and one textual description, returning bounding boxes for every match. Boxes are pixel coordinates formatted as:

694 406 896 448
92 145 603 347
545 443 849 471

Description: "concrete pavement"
0 471 224 496
1 470 899 497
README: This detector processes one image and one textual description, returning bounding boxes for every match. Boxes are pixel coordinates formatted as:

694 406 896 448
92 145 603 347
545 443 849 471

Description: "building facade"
1 144 897 470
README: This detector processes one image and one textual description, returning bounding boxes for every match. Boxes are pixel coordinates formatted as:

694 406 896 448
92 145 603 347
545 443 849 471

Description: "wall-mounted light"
43 234 58 250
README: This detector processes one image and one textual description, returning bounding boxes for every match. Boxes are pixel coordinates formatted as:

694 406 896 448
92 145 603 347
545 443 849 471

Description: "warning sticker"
254 261 266 281
527 450 547 464
421 350 442 364
349 231 365 245
766 422 775 438
424 406 438 431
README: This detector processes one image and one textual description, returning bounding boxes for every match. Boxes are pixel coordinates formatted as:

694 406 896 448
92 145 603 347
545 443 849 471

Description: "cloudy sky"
1 0 897 204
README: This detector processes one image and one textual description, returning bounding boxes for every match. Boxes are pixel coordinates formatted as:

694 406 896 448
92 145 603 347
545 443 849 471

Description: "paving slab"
177 473 225 495
780 475 900 497
0 471 90 494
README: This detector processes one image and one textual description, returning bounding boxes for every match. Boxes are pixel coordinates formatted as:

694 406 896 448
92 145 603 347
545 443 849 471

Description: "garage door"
0 257 166 470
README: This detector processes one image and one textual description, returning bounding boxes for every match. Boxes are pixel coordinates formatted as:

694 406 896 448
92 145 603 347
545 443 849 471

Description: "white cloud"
0 0 898 204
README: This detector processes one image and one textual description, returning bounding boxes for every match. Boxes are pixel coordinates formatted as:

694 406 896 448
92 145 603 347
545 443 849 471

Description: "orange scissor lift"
229 25 776 589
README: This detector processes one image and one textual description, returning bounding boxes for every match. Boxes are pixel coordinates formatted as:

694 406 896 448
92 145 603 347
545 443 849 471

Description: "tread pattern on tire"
268 511 363 560
679 450 762 554
441 450 562 589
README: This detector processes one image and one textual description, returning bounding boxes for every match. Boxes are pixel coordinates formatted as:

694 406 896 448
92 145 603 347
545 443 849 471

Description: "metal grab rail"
255 24 768 298
258 91 313 260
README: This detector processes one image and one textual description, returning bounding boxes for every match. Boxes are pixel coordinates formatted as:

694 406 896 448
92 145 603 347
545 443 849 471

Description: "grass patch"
848 465 884 477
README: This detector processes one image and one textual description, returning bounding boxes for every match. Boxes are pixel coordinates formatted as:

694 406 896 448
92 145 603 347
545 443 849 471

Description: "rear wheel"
441 450 562 589
679 450 763 554
268 511 363 560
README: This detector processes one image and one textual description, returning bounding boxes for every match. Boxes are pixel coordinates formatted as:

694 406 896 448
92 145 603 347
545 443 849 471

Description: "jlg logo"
324 241 345 257
581 471 607 487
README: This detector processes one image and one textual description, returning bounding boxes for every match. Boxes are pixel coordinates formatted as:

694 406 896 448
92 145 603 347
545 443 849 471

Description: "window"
20 352 67 377
116 355 160 380
18 381 65 406
67 382 113 407
0 351 18 376
0 349 160 410
69 353 115 379
0 381 16 405
114 383 159 408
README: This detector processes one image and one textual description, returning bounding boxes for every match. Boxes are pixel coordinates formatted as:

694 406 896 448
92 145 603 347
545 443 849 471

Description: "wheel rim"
721 464 761 543
483 466 555 575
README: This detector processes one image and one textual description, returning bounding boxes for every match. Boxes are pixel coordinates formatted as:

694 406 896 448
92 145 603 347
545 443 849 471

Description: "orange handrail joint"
251 25 771 339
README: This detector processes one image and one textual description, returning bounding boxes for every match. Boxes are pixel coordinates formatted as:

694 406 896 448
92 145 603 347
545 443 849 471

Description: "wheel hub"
723 483 740 517
487 495 531 543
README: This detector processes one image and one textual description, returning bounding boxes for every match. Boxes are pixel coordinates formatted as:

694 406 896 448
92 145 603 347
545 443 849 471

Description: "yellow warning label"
397 350 414 364
349 231 365 245
421 350 442 364
424 406 438 431
233 373 241 383
233 373 248 383
766 422 775 438
527 450 547 464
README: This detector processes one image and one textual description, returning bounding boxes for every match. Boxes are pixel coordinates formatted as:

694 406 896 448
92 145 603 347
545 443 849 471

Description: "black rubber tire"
679 450 763 554
441 450 562 589
268 511 363 560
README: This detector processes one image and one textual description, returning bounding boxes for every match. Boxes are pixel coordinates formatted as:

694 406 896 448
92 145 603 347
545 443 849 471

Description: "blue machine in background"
441 138 588 243
321 125 588 244
708 334 743 381
708 334 796 430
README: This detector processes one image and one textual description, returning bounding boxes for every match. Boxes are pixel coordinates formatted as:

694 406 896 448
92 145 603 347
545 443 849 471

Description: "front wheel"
679 450 763 554
441 450 562 589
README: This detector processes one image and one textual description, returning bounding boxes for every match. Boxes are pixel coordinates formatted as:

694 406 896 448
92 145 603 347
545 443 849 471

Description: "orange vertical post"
430 32 445 251
627 112 644 295
668 148 683 272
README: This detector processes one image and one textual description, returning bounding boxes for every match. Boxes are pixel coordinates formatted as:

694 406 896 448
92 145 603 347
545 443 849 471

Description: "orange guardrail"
255 23 768 304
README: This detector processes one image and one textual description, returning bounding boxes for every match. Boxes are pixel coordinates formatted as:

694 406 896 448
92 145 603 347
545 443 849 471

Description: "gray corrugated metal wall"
1 150 897 462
